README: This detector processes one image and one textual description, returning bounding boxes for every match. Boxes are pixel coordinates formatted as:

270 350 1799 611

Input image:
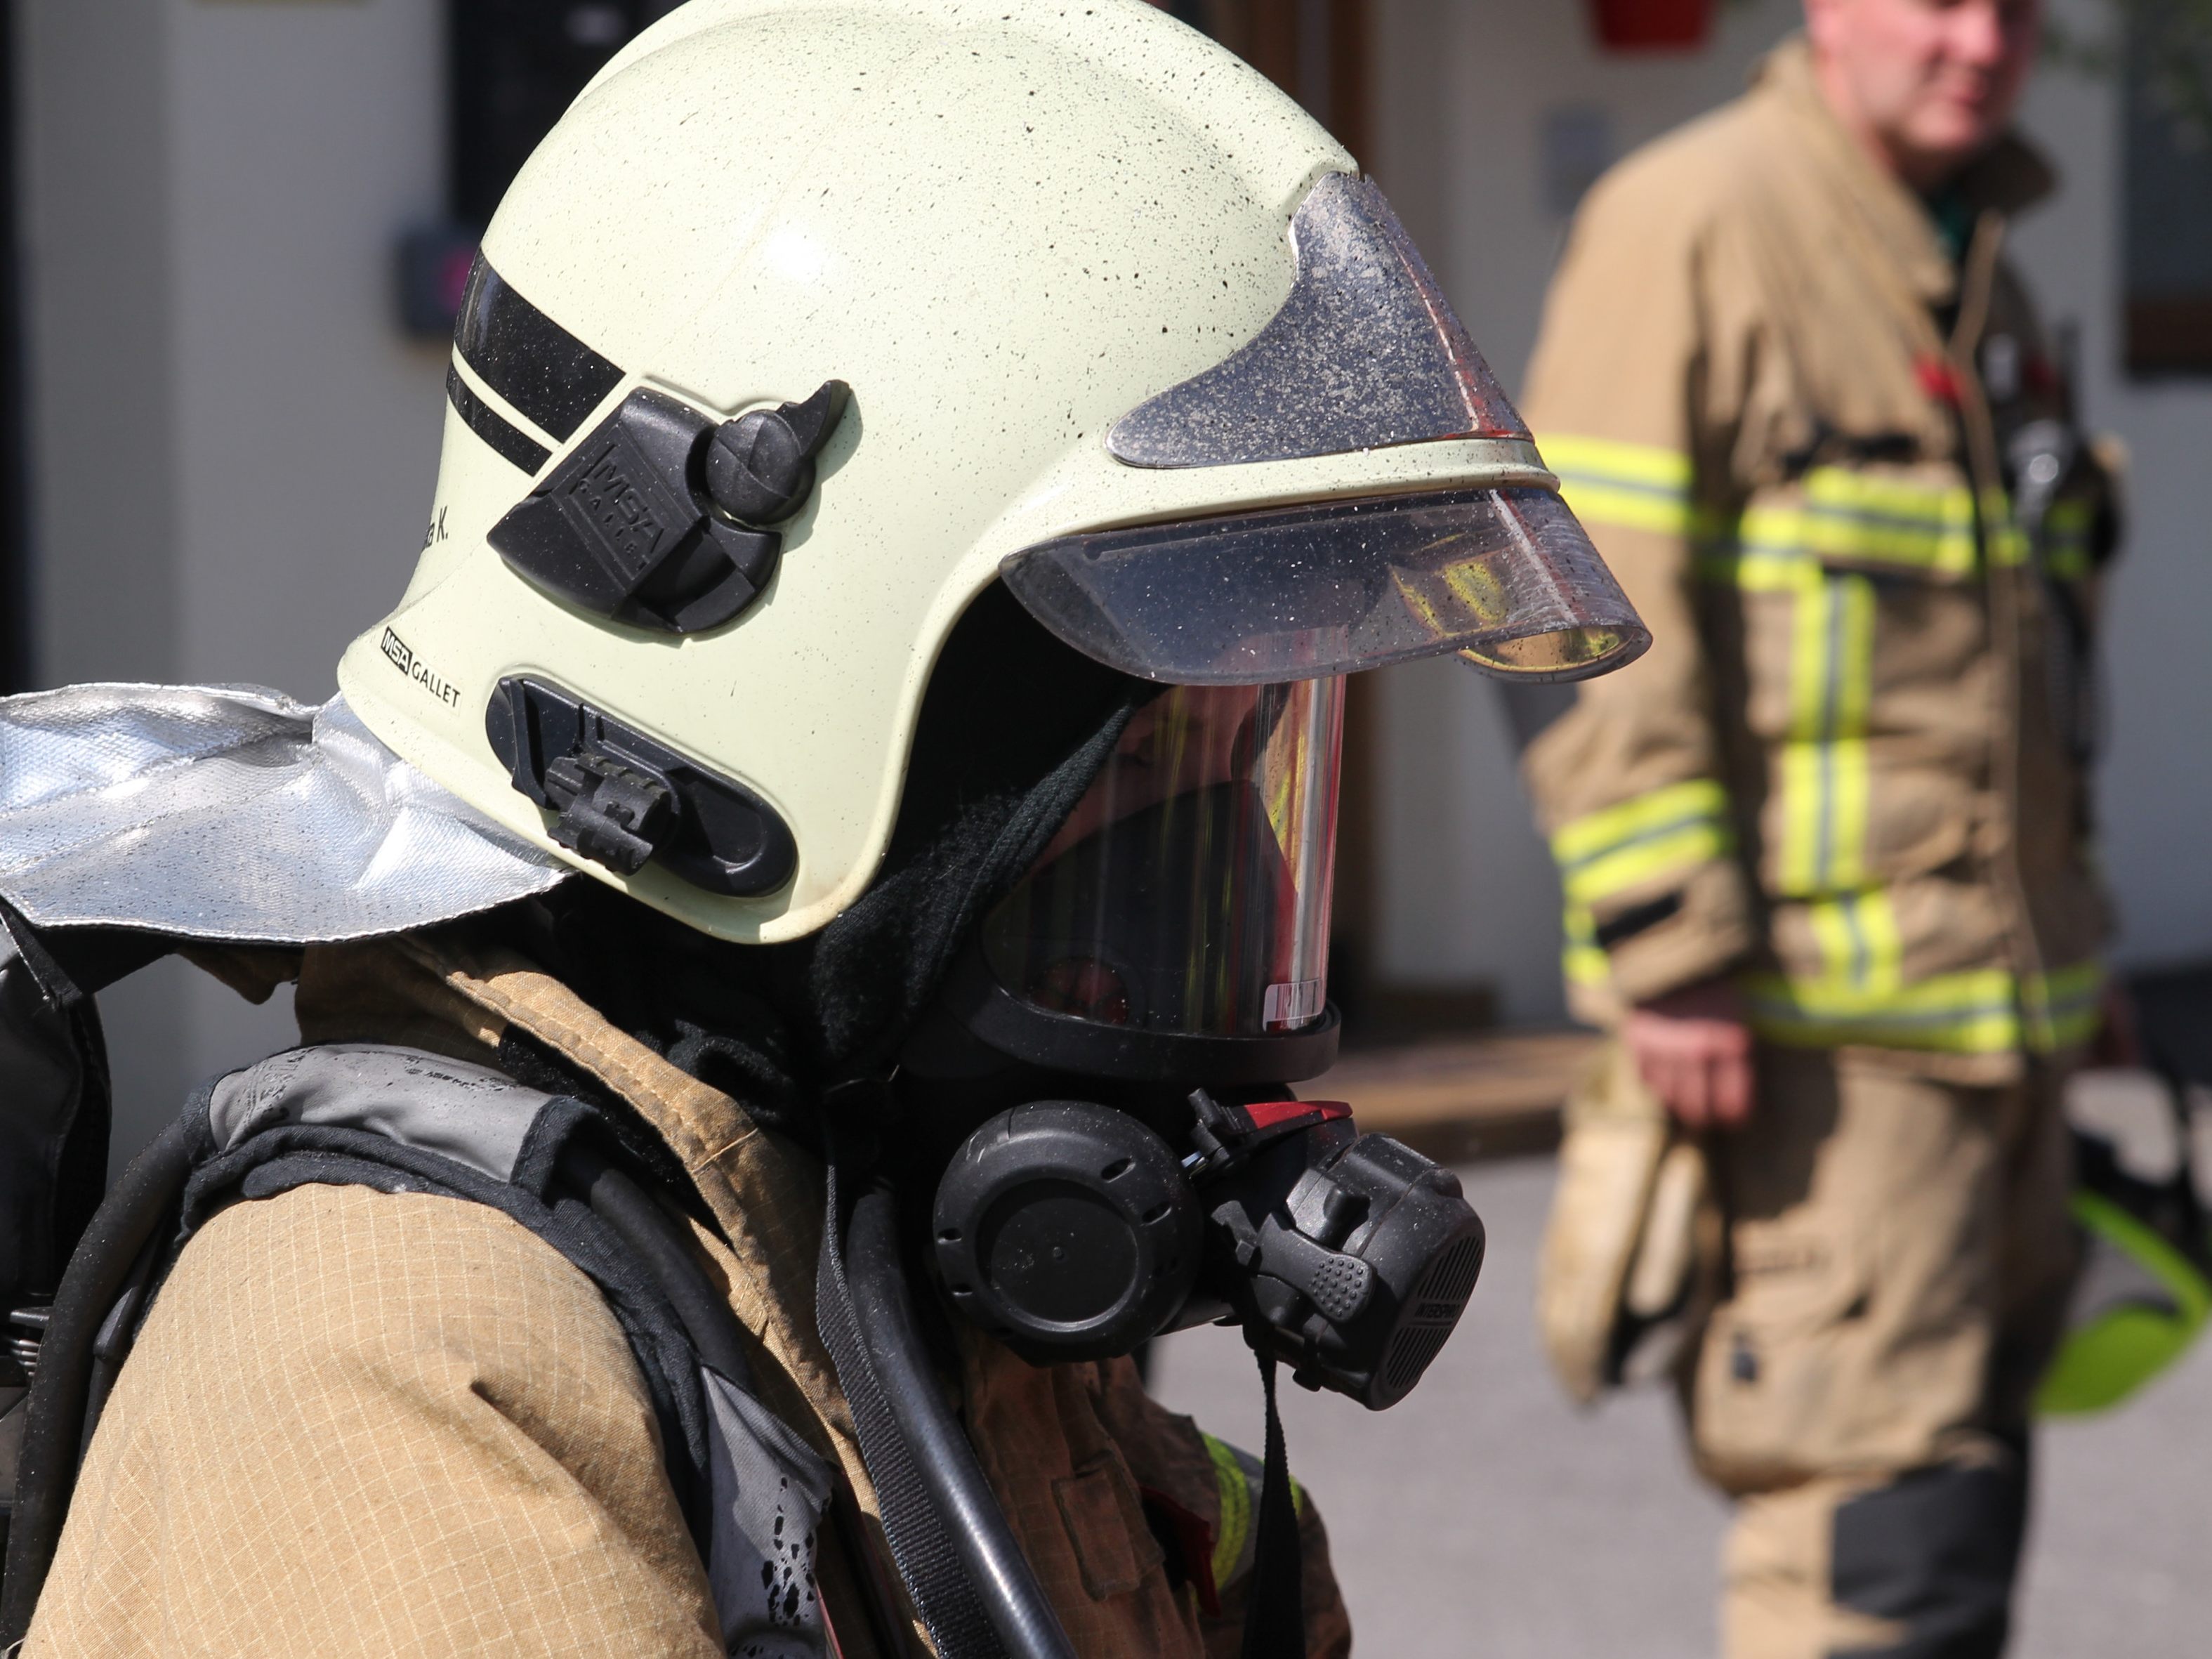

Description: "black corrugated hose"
0 1118 190 1644
838 1173 1077 1659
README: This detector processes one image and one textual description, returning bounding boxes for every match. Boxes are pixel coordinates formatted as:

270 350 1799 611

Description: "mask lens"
982 678 1345 1040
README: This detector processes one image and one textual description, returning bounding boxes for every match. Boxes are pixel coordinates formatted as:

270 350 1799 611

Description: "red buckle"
1242 1099 1352 1133
1915 355 1963 408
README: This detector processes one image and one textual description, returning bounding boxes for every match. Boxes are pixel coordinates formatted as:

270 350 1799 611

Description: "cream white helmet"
336 0 1644 945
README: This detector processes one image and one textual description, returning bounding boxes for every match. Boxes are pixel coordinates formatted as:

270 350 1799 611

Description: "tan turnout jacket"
29 932 1349 1656
1520 40 2116 1079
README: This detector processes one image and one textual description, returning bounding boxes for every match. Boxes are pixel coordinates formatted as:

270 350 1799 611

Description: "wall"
14 0 2211 1162
18 0 450 1165
1366 0 2212 1023
2010 9 2212 972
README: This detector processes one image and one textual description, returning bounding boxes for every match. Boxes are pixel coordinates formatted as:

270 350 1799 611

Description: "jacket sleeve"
1516 165 1761 1009
30 1183 725 1657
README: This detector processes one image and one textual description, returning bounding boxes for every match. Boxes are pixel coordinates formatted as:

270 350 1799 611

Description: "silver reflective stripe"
0 683 562 943
702 1367 836 1658
205 1044 555 1183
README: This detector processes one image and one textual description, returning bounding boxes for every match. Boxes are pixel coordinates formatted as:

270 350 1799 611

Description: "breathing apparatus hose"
843 1181 1079 1659
558 1144 756 1389
1 1118 191 1643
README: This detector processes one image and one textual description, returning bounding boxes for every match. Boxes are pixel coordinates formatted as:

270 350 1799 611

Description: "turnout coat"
1518 39 2118 1079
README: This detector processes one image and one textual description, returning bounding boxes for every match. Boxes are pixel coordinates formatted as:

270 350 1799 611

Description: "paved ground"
1148 1153 2212 1658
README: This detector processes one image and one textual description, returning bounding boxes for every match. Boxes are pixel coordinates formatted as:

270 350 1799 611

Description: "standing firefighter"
0 3 1646 1655
1522 2 2119 1656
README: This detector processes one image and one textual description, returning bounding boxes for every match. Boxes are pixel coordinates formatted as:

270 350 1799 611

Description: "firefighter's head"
1804 0 2040 187
338 0 1647 996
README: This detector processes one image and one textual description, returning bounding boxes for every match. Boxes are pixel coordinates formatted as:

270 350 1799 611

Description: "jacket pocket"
1054 1455 1166 1601
1720 542 1984 898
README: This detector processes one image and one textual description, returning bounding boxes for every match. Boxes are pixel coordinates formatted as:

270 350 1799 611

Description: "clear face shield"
927 172 1635 1418
976 175 1647 1058
982 677 1344 1044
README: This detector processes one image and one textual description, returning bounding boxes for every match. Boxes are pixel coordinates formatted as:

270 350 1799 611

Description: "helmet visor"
1105 171 1525 468
982 677 1343 1041
999 485 1648 686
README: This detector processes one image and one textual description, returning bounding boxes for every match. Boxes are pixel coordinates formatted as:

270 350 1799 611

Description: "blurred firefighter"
1519 1 2121 1654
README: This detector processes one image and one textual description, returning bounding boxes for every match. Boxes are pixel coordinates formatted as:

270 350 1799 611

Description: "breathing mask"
919 678 1484 1408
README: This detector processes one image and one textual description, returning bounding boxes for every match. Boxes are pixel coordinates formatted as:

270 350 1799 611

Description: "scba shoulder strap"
1 1039 836 1655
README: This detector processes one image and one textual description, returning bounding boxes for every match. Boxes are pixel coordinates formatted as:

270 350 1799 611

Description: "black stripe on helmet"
446 364 552 475
453 254 625 442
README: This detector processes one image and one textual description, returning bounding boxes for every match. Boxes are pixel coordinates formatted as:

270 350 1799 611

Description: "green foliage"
2048 0 2212 144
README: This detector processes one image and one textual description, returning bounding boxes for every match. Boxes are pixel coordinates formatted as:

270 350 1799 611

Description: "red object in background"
1590 0 1715 50
1915 355 1965 408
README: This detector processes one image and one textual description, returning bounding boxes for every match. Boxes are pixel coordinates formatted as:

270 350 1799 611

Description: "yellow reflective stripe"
1697 468 2088 583
1203 1433 1250 1593
1805 891 1903 996
1552 780 1730 866
2024 959 2106 1051
1692 546 1819 591
1562 901 1610 989
1775 572 1875 897
1742 966 2023 1052
1857 893 1903 993
2043 500 2095 581
1710 470 2040 579
1741 956 2103 1054
1562 822 1732 909
1747 468 1983 575
1542 435 1695 537
1199 1431 1301 1594
1543 435 1692 490
1808 467 1981 572
1551 780 1732 909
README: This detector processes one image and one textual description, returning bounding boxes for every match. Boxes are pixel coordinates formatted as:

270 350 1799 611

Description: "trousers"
1685 1047 2076 1659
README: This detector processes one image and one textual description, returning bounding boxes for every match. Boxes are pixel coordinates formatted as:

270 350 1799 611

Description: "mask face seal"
924 673 1485 1410
947 678 1345 1084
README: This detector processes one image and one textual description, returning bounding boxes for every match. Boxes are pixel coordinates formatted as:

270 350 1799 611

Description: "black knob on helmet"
704 379 850 527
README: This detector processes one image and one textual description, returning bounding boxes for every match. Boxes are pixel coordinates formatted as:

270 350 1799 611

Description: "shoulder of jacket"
1573 93 1784 258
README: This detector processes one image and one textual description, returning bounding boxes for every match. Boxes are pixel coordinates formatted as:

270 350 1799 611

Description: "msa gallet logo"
381 627 462 709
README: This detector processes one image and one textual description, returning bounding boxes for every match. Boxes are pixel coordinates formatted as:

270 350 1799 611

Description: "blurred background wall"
17 0 452 1158
8 0 2208 1162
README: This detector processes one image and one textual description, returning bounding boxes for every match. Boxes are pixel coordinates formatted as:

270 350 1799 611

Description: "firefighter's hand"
1624 978 1756 1130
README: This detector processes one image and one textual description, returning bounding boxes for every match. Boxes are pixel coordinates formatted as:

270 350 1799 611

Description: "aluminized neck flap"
0 683 565 944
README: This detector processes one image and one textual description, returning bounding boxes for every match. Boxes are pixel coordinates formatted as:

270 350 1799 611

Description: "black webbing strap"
1240 1351 1308 1659
815 1147 1003 1659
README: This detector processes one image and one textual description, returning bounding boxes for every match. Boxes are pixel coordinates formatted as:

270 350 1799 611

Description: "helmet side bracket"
486 381 849 636
484 674 796 898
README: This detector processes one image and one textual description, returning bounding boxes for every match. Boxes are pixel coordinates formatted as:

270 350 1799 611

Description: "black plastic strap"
815 1143 1006 1659
1239 1351 1307 1659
